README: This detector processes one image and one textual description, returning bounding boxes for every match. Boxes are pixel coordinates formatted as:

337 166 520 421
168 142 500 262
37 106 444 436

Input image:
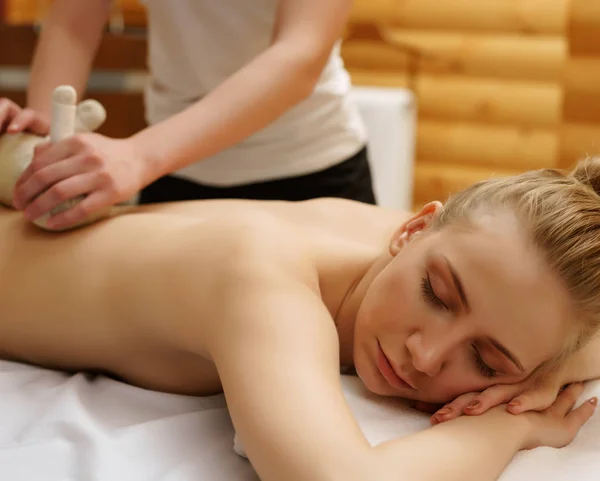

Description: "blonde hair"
433 157 600 361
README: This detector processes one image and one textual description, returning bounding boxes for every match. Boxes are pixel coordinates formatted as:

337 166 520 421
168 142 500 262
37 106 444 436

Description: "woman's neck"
316 241 392 367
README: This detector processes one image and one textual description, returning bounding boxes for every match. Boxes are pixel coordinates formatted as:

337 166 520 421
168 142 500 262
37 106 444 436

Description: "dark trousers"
139 146 377 205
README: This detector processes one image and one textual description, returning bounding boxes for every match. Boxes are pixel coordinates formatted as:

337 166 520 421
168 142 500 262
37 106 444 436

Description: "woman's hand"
520 382 597 450
0 98 50 136
429 367 568 425
12 132 144 229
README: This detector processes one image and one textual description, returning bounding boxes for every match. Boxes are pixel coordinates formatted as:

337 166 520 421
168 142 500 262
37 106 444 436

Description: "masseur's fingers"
16 155 93 215
42 189 110 230
13 136 82 209
6 108 51 136
16 134 80 182
22 172 97 222
430 392 479 425
0 98 20 132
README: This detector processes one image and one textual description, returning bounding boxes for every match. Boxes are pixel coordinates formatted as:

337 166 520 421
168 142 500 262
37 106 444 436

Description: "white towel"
233 375 600 481
0 358 597 481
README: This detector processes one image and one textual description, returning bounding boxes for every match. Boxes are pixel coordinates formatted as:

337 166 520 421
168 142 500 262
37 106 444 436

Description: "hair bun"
570 157 600 196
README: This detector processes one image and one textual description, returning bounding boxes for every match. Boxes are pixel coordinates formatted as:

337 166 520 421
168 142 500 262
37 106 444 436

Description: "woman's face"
353 205 575 404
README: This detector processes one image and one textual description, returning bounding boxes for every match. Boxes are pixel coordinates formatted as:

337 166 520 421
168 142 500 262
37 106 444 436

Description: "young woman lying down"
1 157 600 481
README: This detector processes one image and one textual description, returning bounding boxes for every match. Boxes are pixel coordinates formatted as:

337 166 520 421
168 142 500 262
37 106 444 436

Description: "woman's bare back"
0 198 405 395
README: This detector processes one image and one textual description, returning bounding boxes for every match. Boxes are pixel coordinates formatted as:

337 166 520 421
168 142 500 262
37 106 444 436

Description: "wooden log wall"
3 0 600 207
1 0 148 137
343 0 579 205
4 0 146 27
560 0 600 168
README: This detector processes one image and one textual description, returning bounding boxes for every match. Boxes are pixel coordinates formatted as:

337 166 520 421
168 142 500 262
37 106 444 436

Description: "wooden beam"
563 57 600 123
417 120 558 170
568 0 600 55
413 161 522 204
349 0 569 35
342 30 566 82
559 122 600 168
350 71 561 128
5 0 146 26
417 76 561 128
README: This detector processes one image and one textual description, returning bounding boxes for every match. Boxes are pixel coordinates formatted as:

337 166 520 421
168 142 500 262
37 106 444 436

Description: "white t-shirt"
139 0 367 187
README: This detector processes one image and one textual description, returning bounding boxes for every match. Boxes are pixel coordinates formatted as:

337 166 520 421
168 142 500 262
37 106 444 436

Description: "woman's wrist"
482 406 533 450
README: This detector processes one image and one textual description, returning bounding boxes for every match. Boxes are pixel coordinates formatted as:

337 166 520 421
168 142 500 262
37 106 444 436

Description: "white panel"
350 86 417 211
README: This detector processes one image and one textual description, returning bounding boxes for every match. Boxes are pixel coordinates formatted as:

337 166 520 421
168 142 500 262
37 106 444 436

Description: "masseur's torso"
140 0 367 187
0 198 405 396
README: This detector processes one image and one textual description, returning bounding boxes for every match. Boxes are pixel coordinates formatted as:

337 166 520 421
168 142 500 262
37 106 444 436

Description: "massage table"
0 359 598 481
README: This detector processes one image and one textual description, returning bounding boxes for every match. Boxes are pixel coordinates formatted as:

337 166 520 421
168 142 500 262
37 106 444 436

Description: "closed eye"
472 346 497 378
421 275 449 311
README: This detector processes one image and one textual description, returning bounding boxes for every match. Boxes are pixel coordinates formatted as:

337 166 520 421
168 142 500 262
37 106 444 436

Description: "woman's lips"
377 341 415 390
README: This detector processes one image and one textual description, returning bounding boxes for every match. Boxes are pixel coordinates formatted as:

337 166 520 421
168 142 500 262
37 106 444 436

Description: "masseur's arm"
27 0 110 118
209 269 590 481
0 0 108 136
133 0 354 180
13 0 354 230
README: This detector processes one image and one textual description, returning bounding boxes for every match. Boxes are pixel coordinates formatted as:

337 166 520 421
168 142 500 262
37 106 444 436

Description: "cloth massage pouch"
0 85 122 231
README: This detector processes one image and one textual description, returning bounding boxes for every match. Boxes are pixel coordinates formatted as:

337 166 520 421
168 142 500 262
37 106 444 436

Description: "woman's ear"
389 201 443 256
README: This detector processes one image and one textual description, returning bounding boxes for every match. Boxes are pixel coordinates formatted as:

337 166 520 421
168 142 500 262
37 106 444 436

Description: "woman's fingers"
507 384 563 414
565 396 598 435
523 385 597 450
547 383 586 417
463 383 522 416
430 392 479 425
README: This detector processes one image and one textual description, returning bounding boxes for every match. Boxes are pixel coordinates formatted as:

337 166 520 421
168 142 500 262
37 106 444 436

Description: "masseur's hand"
429 367 569 425
0 98 50 136
12 132 143 229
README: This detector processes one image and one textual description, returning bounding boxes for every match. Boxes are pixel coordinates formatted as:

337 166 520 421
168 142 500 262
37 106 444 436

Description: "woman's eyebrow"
486 337 525 373
443 256 470 313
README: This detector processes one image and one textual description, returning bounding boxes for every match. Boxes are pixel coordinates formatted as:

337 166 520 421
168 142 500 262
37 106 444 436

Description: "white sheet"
0 360 598 481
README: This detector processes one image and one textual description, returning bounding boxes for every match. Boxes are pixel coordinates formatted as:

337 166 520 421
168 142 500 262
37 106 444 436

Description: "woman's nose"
406 331 452 377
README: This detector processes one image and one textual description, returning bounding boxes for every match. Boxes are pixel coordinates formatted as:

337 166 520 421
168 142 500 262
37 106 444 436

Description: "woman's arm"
208 264 577 481
131 0 354 184
27 0 110 117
